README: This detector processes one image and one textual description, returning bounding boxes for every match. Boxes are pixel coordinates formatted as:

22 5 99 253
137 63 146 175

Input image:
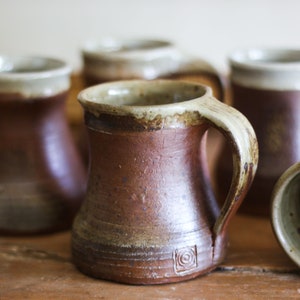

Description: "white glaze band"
0 56 71 98
82 38 184 80
230 48 300 90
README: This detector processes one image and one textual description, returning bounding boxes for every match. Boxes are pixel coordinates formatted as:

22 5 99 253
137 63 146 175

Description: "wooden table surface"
1 75 300 299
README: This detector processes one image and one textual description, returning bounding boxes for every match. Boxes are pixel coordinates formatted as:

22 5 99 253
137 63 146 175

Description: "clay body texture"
0 92 86 234
72 80 258 284
73 120 222 284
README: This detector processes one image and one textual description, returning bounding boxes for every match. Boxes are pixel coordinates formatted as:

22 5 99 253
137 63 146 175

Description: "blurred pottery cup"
81 37 225 99
271 162 300 267
216 48 300 216
0 55 86 234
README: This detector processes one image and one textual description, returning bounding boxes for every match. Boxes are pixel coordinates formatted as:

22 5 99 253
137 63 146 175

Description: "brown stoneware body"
0 56 86 234
72 80 258 284
216 48 300 216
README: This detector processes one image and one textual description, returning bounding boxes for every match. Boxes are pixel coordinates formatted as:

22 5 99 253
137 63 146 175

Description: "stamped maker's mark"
173 245 198 274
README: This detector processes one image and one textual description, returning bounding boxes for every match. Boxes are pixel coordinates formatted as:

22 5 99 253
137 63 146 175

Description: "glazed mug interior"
79 79 208 107
0 56 68 73
272 162 300 267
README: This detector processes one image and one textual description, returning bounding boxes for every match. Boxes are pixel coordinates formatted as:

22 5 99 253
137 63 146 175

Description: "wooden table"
1 76 300 299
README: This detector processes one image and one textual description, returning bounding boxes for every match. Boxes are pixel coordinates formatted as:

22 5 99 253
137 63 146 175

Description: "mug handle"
196 96 258 239
166 57 226 101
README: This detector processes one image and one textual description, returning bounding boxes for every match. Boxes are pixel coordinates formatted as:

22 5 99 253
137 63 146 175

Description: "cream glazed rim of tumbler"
229 48 300 90
0 55 71 97
81 38 185 80
82 38 182 60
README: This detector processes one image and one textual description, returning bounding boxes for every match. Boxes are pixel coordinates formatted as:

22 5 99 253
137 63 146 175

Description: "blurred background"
1 0 300 75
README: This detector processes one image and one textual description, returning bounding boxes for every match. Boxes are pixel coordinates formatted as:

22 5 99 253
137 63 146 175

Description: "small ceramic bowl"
271 162 300 267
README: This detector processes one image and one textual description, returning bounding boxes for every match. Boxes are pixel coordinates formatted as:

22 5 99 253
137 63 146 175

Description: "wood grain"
1 215 299 299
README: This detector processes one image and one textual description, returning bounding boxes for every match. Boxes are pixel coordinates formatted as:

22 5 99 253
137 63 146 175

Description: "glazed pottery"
72 80 258 284
81 38 224 100
79 38 226 164
271 162 300 267
0 56 86 234
216 48 300 215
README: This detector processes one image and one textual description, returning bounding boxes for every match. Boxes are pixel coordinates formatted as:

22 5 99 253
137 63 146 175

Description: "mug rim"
271 162 300 268
0 55 71 81
229 48 300 71
79 79 210 103
82 38 174 59
78 79 212 119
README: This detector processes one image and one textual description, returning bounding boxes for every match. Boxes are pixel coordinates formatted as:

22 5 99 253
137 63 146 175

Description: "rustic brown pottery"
72 80 258 285
216 48 300 216
0 56 86 234
82 38 225 99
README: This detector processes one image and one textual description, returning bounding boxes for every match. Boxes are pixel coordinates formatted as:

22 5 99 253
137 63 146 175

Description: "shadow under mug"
271 162 300 267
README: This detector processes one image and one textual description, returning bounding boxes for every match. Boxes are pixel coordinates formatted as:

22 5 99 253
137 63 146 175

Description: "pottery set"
0 56 86 234
2 38 300 284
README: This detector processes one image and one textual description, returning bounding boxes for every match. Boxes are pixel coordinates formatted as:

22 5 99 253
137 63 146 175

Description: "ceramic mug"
216 48 300 215
271 162 300 267
81 38 225 100
72 80 258 285
0 55 86 234
79 38 226 163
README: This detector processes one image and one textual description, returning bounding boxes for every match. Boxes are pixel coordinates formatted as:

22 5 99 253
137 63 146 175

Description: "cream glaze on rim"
82 38 178 60
78 80 214 123
230 48 300 90
0 56 71 80
0 56 71 97
82 39 184 80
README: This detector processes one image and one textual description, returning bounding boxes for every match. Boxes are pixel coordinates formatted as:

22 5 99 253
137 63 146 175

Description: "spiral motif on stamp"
174 245 197 273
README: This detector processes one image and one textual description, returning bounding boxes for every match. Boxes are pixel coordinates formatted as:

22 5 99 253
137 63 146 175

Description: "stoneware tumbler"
82 38 224 100
0 55 86 234
217 48 300 215
79 38 225 163
72 80 258 285
272 162 300 268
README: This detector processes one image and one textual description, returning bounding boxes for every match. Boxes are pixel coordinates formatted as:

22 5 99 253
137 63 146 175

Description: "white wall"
1 0 300 73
